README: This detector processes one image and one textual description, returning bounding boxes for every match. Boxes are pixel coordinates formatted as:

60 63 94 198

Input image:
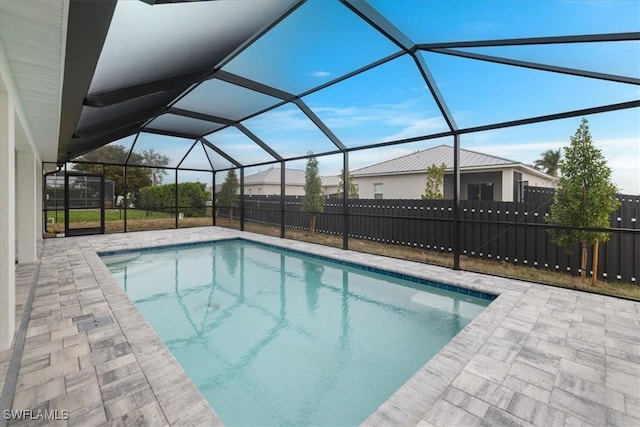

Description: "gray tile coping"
2 227 638 426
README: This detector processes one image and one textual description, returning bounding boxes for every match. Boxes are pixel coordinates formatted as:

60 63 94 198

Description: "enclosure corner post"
123 166 128 232
63 163 69 236
212 171 216 227
280 161 285 238
100 164 105 234
175 170 179 229
453 133 461 270
343 152 349 250
240 167 245 231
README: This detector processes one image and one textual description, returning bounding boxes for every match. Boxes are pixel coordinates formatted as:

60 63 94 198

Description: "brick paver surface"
4 227 639 426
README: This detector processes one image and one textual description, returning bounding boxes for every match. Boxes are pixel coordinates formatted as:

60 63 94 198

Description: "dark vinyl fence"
221 188 639 284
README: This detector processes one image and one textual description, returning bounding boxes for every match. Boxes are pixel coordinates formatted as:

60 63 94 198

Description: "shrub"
138 182 210 217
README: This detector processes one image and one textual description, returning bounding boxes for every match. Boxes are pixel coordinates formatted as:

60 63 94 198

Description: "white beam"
16 142 37 263
0 43 40 162
0 82 16 351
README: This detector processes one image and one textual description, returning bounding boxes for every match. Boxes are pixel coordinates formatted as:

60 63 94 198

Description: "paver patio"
1 227 638 426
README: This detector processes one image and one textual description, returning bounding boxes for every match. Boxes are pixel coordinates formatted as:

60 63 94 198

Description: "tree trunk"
310 214 316 235
580 241 588 280
591 241 599 287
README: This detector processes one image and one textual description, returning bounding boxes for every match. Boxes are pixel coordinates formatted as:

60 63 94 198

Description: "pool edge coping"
88 228 523 426
98 237 497 302
81 241 224 426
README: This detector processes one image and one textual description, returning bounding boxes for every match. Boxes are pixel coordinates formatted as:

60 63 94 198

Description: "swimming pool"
103 239 492 426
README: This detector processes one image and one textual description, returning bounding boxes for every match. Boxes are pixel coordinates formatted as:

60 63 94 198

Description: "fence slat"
236 193 637 284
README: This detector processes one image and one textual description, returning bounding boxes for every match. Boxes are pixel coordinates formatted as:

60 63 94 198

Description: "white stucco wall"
520 169 557 189
243 184 338 197
354 167 556 201
353 174 426 199
1 43 42 350
0 72 17 350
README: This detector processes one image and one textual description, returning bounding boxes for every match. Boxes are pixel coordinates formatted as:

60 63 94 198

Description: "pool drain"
76 315 113 332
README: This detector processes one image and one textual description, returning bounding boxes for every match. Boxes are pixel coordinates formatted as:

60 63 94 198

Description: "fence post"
453 133 461 270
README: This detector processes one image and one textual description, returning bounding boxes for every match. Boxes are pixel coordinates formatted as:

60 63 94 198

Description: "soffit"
0 0 66 160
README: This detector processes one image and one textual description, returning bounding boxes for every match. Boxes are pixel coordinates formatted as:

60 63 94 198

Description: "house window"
374 183 383 199
468 183 493 201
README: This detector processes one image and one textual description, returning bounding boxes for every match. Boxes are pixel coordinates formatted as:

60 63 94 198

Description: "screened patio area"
1 0 639 426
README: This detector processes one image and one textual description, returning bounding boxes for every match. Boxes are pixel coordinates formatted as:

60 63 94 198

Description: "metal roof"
50 0 639 170
351 145 519 176
244 168 300 185
244 167 339 187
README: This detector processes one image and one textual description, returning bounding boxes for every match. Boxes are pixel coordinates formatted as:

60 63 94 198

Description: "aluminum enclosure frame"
56 0 639 272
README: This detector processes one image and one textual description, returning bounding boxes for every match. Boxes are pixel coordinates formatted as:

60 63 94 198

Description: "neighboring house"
216 167 339 196
351 145 557 202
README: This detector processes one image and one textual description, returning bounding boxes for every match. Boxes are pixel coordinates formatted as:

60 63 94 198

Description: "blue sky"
98 0 640 194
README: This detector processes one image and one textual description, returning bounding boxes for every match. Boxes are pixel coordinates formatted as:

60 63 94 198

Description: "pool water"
103 240 490 426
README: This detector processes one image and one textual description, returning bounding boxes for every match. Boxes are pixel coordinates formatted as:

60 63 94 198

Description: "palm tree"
534 149 561 177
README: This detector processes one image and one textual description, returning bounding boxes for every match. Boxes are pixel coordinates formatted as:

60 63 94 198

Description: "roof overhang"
0 0 71 162
57 0 118 162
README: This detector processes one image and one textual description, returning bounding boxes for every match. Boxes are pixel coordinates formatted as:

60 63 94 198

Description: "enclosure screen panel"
303 55 448 148
242 104 340 158
175 79 282 122
145 114 225 138
421 51 640 129
222 0 399 95
128 133 197 168
88 0 296 95
369 0 640 43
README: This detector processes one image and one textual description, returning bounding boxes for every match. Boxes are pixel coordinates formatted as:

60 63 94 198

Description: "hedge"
138 182 209 217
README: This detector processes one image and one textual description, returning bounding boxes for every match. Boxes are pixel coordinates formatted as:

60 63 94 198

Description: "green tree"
547 118 620 285
217 169 239 220
336 169 359 199
534 149 561 177
141 149 170 184
72 144 152 205
421 163 446 200
303 154 324 234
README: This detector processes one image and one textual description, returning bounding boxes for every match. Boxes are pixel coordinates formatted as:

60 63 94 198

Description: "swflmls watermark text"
2 409 69 421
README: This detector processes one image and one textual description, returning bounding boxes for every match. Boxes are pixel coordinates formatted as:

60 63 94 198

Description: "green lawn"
46 209 172 223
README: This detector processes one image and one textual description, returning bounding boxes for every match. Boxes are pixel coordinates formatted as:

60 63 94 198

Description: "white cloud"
220 94 639 193
382 117 447 141
247 108 317 132
310 71 332 78
308 98 445 137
